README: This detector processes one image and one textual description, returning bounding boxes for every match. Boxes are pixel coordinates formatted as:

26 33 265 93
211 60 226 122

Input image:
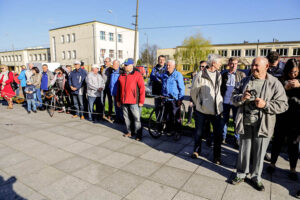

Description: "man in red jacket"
117 58 145 141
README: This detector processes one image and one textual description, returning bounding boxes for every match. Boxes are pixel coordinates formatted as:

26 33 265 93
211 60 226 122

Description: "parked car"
145 80 153 97
136 65 147 78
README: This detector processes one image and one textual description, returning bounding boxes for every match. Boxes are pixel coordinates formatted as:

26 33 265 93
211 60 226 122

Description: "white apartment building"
0 47 50 72
49 20 138 65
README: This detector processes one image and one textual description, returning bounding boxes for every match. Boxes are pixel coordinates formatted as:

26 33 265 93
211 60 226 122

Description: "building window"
109 33 114 41
29 55 32 61
218 50 227 57
38 54 42 61
62 51 65 60
109 50 114 58
18 55 22 61
231 49 241 57
61 35 64 43
260 48 271 56
293 48 300 56
42 54 46 60
66 34 70 43
118 50 123 59
15 55 18 61
182 64 191 71
0 57 3 62
71 33 75 42
72 50 76 59
118 34 122 43
34 54 37 61
276 48 288 56
100 31 106 40
100 49 106 58
67 51 71 59
245 49 256 57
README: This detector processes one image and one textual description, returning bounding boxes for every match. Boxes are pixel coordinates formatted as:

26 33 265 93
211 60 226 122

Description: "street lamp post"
108 10 118 60
144 33 149 68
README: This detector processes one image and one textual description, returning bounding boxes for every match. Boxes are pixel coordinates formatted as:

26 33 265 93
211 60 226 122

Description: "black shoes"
250 180 265 191
32 110 37 113
27 111 31 114
231 177 245 185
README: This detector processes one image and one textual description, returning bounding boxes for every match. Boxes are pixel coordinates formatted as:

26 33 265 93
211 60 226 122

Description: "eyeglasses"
289 71 299 74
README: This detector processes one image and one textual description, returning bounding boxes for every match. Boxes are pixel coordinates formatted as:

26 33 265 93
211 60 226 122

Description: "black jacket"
221 70 246 97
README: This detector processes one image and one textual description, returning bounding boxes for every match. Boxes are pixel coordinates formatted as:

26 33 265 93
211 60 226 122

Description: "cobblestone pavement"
0 103 299 200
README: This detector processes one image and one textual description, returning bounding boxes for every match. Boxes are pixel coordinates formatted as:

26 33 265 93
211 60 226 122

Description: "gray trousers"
122 104 142 136
236 123 270 182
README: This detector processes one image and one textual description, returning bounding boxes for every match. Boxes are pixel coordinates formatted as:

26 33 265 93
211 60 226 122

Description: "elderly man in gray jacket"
86 64 105 122
231 57 288 191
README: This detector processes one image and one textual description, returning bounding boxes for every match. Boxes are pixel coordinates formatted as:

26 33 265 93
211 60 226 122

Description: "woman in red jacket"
0 65 15 109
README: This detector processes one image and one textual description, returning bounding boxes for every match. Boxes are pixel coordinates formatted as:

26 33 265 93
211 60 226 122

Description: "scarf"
0 71 9 90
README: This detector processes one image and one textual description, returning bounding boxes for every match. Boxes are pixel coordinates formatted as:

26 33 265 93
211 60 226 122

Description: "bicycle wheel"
148 109 165 139
48 96 55 117
180 103 186 125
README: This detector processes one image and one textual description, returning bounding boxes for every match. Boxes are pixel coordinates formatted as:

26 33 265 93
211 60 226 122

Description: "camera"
246 89 257 109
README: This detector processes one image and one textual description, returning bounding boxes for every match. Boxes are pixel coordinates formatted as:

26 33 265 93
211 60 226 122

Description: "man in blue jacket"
150 55 167 115
69 60 87 119
161 60 185 141
109 60 123 123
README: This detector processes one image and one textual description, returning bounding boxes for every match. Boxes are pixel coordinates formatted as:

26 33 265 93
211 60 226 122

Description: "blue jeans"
222 103 238 140
35 88 42 108
73 94 84 116
87 96 102 120
194 111 222 159
27 94 37 112
122 104 142 136
113 96 123 121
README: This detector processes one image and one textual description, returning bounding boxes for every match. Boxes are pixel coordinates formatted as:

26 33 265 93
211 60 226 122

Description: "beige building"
49 20 138 66
157 40 300 75
0 47 50 73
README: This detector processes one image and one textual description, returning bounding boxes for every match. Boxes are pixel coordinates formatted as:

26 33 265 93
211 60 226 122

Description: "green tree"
174 33 211 71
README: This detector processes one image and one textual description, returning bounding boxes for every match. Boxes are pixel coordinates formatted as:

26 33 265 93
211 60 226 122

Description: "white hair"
91 64 99 69
167 60 176 66
207 54 222 67
113 60 120 65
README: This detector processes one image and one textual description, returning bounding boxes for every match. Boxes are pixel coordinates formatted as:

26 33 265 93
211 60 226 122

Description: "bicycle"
44 87 59 117
148 96 186 139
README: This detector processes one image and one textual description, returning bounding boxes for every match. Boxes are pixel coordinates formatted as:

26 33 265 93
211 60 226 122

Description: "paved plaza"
0 104 299 200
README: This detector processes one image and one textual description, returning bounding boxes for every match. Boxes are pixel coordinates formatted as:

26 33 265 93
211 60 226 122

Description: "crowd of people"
0 51 300 196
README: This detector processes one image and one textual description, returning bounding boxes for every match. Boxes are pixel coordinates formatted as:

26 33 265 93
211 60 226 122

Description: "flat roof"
49 20 135 32
0 47 49 54
212 40 300 46
174 40 300 48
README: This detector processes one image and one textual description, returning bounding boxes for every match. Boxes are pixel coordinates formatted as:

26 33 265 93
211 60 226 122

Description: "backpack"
9 72 19 91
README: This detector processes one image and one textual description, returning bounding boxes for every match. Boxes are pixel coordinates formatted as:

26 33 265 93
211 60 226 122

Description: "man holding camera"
231 57 288 191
